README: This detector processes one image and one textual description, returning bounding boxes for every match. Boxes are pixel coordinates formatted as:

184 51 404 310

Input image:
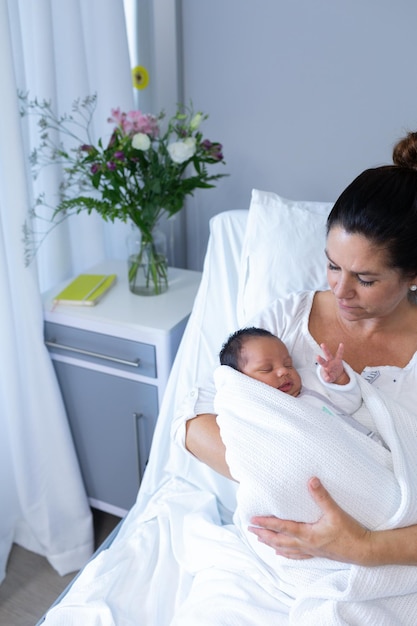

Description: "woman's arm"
248 477 417 566
185 413 234 479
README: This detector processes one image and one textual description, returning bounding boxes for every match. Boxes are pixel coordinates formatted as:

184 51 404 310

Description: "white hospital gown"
182 290 417 442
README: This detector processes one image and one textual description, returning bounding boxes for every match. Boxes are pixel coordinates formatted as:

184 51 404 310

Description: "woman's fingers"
247 514 324 561
308 476 336 510
248 477 371 564
248 517 315 559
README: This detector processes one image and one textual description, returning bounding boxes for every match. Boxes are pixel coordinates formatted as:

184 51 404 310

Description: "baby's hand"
317 343 349 385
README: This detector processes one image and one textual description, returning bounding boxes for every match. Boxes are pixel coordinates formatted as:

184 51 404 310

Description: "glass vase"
127 224 168 295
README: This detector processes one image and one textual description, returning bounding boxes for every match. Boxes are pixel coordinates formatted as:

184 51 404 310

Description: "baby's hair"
219 327 276 371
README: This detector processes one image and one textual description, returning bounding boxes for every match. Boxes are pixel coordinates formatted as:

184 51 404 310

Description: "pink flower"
108 108 159 138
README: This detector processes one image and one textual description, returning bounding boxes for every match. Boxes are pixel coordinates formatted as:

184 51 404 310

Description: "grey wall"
179 0 417 270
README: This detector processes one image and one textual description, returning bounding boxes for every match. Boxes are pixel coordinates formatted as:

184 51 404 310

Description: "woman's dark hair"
219 327 276 371
393 131 417 170
327 132 417 277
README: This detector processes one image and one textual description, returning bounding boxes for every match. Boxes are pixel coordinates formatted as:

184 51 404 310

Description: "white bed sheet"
42 210 249 626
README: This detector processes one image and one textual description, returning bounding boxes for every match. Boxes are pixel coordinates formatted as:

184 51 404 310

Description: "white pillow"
237 189 333 324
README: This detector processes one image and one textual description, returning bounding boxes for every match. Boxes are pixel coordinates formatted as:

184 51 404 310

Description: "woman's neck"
310 291 417 372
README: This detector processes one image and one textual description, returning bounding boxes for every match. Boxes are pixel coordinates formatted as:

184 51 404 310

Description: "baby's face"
240 336 302 397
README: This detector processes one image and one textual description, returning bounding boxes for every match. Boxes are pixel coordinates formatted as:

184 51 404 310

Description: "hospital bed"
38 190 335 625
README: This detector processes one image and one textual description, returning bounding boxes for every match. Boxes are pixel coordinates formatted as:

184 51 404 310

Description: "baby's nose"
276 366 290 377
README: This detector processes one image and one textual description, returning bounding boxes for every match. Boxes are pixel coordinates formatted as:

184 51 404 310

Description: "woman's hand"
248 477 372 565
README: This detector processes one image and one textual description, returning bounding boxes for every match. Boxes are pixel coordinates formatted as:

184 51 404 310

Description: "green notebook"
53 274 117 306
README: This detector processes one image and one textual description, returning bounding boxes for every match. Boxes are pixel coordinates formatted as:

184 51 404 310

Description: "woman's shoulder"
247 290 328 368
276 288 320 310
249 290 318 336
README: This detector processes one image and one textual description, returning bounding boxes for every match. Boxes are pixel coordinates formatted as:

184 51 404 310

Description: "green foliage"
19 93 227 261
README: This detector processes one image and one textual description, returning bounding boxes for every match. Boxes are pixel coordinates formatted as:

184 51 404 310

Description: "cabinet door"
52 360 158 510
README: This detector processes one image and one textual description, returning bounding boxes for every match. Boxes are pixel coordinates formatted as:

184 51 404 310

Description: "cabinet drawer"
44 322 156 378
52 360 158 510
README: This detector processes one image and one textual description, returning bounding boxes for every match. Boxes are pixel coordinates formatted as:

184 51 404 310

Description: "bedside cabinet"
42 260 201 516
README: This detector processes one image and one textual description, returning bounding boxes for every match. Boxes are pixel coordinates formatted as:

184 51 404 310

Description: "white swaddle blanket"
214 365 417 625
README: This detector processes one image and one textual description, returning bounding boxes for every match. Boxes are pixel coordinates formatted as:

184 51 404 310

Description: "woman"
185 131 417 569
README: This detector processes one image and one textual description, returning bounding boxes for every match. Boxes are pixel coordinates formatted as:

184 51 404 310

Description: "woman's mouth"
338 301 360 312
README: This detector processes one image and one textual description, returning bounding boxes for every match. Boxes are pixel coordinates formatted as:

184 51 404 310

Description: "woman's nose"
332 274 354 298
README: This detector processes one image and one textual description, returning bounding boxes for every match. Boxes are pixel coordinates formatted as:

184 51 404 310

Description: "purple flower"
114 151 125 161
106 161 116 171
201 140 223 161
80 144 94 153
90 163 100 174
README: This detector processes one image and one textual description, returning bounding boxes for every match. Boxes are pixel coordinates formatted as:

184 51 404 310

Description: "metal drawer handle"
133 412 144 481
45 339 141 368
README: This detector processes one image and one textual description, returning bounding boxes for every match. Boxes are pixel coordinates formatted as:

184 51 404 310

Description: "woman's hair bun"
392 131 417 169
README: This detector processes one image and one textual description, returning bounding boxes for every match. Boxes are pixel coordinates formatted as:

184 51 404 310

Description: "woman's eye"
327 262 339 271
357 277 375 287
328 261 375 287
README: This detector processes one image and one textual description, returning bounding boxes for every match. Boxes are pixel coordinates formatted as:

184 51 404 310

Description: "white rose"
132 132 151 151
167 137 196 164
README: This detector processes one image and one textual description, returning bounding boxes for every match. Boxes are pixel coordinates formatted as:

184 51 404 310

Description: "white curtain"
0 0 135 582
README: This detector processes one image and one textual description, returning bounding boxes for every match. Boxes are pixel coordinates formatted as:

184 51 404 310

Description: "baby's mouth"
278 381 292 393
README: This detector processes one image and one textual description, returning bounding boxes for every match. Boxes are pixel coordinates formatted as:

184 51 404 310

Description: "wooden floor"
0 509 121 626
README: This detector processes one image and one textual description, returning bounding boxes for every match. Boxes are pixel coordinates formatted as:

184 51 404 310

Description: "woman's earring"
410 285 417 292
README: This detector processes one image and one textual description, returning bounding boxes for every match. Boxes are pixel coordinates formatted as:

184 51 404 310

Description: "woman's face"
326 226 415 321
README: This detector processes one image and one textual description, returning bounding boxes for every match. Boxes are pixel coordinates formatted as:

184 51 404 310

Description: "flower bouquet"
20 93 227 294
